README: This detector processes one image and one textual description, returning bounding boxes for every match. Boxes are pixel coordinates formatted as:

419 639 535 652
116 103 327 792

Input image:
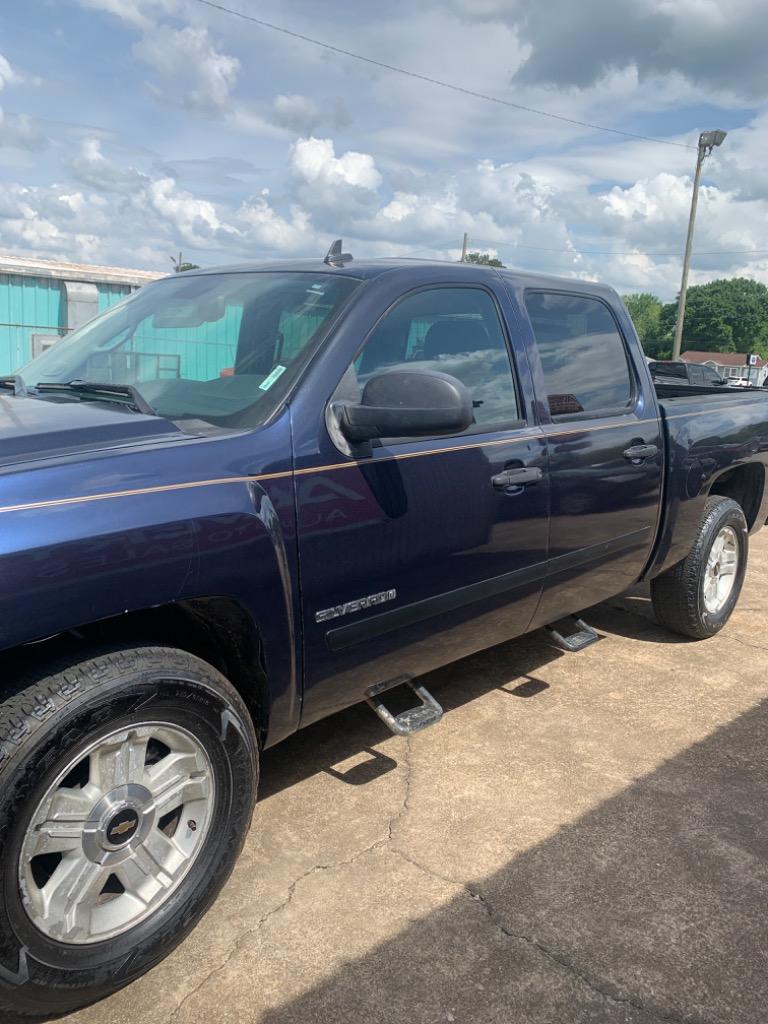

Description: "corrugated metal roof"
681 350 766 368
0 253 166 287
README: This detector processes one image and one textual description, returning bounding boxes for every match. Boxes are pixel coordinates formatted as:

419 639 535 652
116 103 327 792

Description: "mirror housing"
338 369 473 444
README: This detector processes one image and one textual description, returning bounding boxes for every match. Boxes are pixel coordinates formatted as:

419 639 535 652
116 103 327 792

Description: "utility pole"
460 232 468 262
672 129 727 360
171 252 183 273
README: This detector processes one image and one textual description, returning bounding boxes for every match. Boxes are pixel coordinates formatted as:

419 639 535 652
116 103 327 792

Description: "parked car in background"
1 253 768 1015
648 359 727 387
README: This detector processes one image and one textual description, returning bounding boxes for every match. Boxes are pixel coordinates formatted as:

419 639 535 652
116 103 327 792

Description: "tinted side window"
525 292 633 417
650 361 686 380
701 366 721 384
688 365 704 385
349 287 520 430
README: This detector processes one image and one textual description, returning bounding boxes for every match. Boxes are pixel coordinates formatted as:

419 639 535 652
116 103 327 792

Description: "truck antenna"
324 239 353 267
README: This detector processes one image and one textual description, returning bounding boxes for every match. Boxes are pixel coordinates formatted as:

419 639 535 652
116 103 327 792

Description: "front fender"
0 460 299 745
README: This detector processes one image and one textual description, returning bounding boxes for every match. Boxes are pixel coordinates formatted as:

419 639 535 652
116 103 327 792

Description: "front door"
518 287 663 627
295 281 550 725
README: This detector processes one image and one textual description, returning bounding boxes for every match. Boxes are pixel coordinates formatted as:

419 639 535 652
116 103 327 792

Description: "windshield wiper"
34 380 157 416
0 375 28 397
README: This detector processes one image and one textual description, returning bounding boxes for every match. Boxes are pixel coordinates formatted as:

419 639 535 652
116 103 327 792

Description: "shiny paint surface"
0 401 301 745
498 276 665 627
649 393 768 575
0 258 766 746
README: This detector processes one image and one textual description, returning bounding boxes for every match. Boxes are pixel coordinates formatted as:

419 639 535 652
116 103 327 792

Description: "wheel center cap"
106 807 141 847
82 783 155 862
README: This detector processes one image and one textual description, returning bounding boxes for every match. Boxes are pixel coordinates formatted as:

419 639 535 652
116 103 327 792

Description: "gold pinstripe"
0 413 675 517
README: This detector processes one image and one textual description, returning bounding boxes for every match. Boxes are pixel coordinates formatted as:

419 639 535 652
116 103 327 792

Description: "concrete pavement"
64 533 768 1024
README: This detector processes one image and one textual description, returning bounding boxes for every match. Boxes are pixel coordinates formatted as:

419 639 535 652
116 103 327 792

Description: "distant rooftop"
0 252 166 287
682 349 766 368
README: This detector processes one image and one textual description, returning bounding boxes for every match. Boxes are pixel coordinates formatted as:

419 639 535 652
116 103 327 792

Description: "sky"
0 0 767 298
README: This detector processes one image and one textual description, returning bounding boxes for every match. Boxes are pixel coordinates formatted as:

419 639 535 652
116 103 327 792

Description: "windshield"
22 271 362 428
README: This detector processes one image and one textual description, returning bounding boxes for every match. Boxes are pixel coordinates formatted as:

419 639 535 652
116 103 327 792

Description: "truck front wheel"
651 495 748 639
0 645 258 1018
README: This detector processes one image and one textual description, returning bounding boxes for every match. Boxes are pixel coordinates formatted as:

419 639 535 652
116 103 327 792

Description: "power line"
192 0 696 150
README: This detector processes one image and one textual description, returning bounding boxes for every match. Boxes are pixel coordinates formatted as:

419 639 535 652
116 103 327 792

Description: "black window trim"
523 287 640 423
329 281 527 449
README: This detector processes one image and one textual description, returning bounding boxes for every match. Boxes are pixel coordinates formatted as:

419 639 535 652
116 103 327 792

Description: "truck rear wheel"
651 495 748 639
0 645 258 1018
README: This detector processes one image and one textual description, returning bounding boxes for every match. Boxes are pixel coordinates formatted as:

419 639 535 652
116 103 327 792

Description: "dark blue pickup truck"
1 251 767 1014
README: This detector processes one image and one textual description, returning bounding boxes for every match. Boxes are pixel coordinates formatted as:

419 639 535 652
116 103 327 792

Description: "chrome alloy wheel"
703 525 740 614
19 723 215 944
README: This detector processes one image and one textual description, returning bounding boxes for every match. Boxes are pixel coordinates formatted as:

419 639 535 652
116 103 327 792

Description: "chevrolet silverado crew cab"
1 248 767 1015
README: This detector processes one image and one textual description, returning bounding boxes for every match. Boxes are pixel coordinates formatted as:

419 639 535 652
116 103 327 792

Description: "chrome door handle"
623 443 658 462
491 467 543 490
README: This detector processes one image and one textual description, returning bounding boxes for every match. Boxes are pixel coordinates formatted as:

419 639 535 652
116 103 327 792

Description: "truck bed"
655 382 768 402
647 383 768 580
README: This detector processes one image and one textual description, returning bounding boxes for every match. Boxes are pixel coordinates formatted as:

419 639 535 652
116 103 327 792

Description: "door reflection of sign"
297 474 382 534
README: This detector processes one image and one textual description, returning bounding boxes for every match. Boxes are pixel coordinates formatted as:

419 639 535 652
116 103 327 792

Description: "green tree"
622 293 671 358
464 251 504 268
622 293 661 341
170 253 201 273
658 278 768 357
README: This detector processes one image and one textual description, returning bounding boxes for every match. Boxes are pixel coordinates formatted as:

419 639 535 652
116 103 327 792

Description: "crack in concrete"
721 631 768 654
602 601 768 660
168 731 710 1024
168 736 414 1023
389 848 708 1024
387 735 413 842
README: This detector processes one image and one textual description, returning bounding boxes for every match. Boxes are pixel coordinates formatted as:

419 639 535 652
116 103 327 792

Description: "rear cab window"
524 291 634 420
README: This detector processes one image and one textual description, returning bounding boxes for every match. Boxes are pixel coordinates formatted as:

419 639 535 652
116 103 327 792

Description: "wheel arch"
708 462 765 532
0 598 272 747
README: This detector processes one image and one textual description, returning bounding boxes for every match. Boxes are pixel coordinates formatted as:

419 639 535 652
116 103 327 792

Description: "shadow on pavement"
259 636 564 800
258 694 768 1024
11 595 755 1023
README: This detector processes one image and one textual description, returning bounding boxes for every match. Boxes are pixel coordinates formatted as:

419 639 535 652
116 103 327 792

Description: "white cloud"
0 110 47 153
507 0 768 99
135 24 240 114
0 54 20 91
69 139 149 193
5 0 768 301
75 0 179 30
6 127 768 299
237 196 314 251
146 177 229 243
290 137 382 191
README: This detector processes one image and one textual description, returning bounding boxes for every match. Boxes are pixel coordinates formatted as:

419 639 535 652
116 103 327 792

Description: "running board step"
545 616 600 653
366 676 443 736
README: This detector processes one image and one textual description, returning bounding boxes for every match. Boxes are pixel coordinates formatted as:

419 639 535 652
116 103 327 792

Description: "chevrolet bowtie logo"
110 818 136 838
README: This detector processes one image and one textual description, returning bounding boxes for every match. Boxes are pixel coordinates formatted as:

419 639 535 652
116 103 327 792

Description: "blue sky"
1 0 767 297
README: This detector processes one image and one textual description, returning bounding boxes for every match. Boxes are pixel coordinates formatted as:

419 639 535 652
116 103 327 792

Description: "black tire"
651 495 748 639
0 645 258 1018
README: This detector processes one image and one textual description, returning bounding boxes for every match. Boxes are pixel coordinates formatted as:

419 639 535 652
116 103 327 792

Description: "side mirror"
337 369 473 444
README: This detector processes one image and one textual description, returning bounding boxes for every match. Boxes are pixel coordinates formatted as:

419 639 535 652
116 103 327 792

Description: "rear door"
519 289 663 627
294 279 549 725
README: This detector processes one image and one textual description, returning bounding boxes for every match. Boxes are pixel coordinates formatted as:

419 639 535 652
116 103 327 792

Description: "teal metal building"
0 254 163 376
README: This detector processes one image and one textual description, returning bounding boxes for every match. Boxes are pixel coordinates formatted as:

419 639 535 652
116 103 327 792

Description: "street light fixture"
672 129 727 360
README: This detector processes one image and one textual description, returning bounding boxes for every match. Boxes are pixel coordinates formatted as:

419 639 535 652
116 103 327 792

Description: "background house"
0 253 163 375
680 349 768 386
